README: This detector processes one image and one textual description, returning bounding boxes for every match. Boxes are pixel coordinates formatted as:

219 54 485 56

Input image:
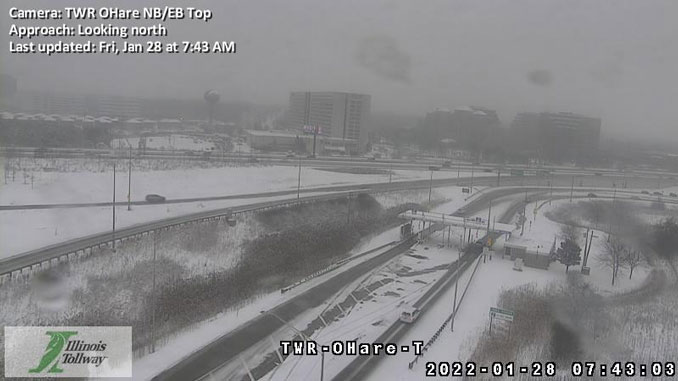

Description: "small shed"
504 242 550 270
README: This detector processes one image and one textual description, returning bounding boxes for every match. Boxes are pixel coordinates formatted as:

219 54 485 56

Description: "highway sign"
489 307 514 322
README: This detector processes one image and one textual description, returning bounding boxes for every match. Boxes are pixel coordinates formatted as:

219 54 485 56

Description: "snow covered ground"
0 166 489 258
0 165 489 206
249 197 497 380
515 199 651 294
269 194 658 381
0 192 329 259
372 255 558 381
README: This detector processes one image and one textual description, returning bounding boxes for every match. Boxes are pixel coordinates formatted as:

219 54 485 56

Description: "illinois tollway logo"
4 326 132 378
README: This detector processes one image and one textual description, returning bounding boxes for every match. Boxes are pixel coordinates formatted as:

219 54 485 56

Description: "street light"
428 170 433 204
127 146 132 211
297 157 302 199
112 163 116 252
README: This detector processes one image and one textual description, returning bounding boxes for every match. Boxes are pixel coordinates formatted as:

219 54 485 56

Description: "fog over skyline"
2 0 677 143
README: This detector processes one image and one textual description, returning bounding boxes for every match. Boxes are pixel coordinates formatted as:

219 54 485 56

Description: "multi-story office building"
286 92 371 153
420 106 500 151
510 111 601 163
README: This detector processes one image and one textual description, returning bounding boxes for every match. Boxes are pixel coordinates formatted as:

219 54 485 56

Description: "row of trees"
555 221 645 286
601 238 644 286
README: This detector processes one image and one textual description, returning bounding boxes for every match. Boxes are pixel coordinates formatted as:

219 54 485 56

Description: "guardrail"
0 191 365 280
408 254 483 370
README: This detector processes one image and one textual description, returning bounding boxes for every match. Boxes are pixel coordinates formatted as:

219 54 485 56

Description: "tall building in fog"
420 106 500 152
286 92 371 153
511 111 601 163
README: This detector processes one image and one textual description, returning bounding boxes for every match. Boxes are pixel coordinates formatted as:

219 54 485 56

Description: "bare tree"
599 238 627 286
624 249 644 280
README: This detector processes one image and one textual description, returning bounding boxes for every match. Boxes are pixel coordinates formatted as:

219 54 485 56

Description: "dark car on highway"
587 193 597 198
145 194 166 203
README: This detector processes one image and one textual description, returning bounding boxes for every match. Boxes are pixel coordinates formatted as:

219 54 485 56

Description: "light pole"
297 157 302 199
570 175 575 202
550 173 555 205
607 183 617 242
428 170 433 204
389 163 393 183
470 163 474 194
520 192 528 236
151 231 157 353
127 147 132 211
112 163 116 252
347 192 352 225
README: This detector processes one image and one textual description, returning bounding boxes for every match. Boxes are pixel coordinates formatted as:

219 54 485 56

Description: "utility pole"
297 157 302 199
127 147 132 211
428 170 433 204
496 168 501 187
389 163 393 183
112 163 116 252
570 175 575 202
320 351 325 381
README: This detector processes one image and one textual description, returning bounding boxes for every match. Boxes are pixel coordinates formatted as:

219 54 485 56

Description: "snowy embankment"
132 188 455 380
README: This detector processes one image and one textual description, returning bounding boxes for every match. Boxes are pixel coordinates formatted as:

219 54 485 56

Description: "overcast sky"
2 0 677 141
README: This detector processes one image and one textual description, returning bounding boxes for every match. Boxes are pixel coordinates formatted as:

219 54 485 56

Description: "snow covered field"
0 164 491 206
0 165 490 258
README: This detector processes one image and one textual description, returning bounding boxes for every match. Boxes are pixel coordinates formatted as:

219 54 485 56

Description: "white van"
399 306 421 323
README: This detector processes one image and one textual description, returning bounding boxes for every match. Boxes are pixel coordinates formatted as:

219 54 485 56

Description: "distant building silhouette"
511 111 601 163
420 106 500 155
